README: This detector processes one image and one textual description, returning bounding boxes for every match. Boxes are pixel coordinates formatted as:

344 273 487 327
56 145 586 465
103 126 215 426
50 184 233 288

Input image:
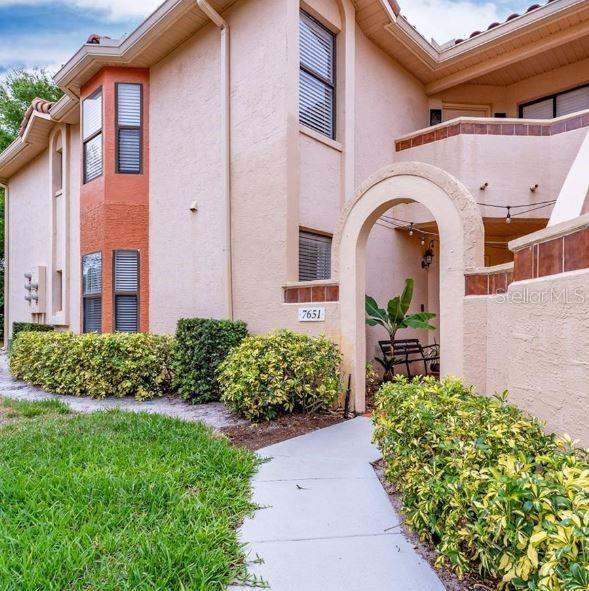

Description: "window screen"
520 84 589 119
299 231 332 282
117 83 142 174
299 11 335 139
83 89 103 183
114 250 139 332
556 86 589 117
82 252 102 332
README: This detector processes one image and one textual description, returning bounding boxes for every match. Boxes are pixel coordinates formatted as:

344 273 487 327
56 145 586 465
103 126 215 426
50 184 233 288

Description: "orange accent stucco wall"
80 67 150 333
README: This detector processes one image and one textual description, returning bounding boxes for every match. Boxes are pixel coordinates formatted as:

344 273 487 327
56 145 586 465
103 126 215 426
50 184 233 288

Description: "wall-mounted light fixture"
421 240 437 270
480 182 489 191
189 201 198 213
530 184 539 192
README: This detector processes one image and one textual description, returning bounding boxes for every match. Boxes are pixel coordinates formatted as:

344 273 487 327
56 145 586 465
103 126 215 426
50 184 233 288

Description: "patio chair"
378 338 440 379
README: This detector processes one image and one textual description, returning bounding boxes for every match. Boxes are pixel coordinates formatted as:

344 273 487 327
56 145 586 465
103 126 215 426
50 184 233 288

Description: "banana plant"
365 278 436 344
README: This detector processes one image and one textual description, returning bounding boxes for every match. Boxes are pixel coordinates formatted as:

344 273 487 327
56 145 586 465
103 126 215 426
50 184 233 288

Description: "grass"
0 403 259 590
0 396 70 418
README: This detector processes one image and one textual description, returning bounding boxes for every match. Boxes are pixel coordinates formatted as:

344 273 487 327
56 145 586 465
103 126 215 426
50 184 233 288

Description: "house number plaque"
298 307 326 322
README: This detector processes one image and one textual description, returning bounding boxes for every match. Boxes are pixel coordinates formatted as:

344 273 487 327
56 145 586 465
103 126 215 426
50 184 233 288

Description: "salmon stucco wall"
7 153 51 333
149 23 226 333
80 67 150 333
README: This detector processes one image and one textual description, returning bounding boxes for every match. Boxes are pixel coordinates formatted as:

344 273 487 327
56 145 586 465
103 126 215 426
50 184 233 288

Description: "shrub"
10 332 173 400
373 376 589 591
10 322 53 351
172 318 248 403
219 329 341 421
12 322 54 339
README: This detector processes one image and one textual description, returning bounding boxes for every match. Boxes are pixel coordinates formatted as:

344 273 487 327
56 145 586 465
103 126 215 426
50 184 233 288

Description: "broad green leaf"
400 278 414 315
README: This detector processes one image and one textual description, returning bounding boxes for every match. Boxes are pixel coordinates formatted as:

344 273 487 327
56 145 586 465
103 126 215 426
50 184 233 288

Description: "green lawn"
0 401 258 590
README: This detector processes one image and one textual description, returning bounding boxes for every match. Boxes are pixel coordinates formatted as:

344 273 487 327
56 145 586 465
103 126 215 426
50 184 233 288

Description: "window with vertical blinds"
116 83 142 174
83 89 103 183
114 250 139 332
299 11 335 139
299 231 332 282
82 252 102 332
520 84 589 119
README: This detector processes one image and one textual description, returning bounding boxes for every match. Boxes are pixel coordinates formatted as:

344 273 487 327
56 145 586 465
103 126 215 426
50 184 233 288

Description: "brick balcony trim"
395 110 589 152
283 281 339 304
465 263 514 296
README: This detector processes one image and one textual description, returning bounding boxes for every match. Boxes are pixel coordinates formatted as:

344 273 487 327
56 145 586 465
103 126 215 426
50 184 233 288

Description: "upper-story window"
116 83 142 174
299 10 336 139
82 88 103 183
520 84 589 119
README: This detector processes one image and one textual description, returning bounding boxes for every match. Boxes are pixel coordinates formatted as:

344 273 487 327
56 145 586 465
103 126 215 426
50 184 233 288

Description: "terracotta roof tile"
453 0 548 45
18 98 53 136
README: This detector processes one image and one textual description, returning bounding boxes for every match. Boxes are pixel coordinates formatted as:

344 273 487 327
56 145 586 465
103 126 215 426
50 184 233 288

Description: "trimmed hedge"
172 318 248 403
373 376 589 591
10 332 173 400
12 322 53 340
219 329 341 421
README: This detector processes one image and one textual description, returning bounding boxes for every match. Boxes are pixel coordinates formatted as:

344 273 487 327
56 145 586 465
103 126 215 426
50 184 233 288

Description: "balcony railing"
395 109 589 152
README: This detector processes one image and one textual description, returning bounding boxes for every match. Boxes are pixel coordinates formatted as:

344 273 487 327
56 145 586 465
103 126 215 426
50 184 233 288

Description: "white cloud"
0 32 80 73
0 0 162 21
399 0 529 44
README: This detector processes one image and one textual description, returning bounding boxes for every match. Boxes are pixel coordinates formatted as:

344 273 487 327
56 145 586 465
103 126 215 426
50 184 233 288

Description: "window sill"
299 125 343 152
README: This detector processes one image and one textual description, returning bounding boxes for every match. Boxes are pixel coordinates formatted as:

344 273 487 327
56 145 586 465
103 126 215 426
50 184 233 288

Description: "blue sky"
0 0 533 75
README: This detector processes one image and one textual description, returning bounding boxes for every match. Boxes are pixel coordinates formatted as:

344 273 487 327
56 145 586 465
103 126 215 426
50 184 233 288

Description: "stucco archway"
333 162 485 412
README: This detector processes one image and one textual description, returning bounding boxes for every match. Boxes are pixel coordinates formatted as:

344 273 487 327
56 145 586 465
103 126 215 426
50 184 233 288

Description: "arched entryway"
333 162 485 412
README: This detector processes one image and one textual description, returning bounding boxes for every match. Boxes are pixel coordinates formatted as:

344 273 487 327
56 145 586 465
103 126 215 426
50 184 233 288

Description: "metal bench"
378 338 440 379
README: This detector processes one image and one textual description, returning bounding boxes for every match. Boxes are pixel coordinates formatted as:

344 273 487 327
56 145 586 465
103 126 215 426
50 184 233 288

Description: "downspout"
0 181 8 347
196 0 233 319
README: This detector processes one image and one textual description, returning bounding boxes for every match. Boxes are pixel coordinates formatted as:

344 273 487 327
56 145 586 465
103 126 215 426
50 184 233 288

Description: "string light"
506 206 512 224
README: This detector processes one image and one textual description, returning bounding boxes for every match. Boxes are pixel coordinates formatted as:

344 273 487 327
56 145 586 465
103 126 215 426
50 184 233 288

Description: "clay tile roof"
86 33 112 44
19 98 53 136
453 0 547 46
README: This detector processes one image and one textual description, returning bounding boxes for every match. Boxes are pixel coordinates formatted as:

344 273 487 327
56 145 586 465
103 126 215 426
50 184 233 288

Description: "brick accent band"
465 270 514 296
284 285 339 304
396 113 589 152
466 225 589 295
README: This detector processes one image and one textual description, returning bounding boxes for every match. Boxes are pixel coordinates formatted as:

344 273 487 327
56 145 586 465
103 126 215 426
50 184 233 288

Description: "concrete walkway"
0 354 241 429
232 418 445 591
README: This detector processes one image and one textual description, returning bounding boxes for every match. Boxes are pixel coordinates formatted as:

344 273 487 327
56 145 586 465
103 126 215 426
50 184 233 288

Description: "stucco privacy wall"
464 270 589 446
67 125 81 334
149 23 225 333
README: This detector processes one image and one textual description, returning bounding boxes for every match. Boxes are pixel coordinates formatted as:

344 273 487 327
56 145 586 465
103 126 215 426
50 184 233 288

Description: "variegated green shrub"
373 376 589 591
218 329 341 421
10 331 173 400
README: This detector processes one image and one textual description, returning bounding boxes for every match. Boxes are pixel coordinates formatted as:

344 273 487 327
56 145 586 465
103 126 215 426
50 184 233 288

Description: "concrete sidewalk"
232 418 445 591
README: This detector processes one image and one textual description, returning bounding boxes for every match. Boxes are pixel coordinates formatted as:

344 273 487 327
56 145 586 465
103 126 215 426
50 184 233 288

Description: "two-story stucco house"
1 0 588 442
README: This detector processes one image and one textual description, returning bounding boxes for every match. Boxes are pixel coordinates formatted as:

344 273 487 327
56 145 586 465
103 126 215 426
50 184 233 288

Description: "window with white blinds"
114 250 139 332
116 83 142 174
520 84 589 119
299 11 335 139
82 252 102 332
83 89 103 183
299 231 332 282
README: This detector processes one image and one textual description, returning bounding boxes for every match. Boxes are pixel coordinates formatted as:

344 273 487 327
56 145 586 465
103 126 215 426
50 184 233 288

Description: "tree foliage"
0 69 63 152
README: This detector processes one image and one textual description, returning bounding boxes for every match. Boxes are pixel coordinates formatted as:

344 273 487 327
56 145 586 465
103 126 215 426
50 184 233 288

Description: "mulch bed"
373 460 497 591
221 410 345 451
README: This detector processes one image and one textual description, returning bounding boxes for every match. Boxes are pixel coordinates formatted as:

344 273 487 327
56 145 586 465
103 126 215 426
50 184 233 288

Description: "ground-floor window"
82 252 102 332
114 250 139 332
299 230 332 282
